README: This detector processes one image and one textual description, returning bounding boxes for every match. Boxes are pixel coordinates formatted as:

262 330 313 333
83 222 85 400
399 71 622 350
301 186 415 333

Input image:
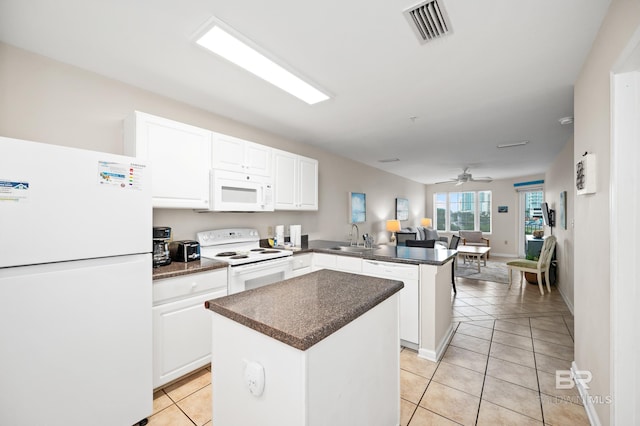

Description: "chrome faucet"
350 224 359 246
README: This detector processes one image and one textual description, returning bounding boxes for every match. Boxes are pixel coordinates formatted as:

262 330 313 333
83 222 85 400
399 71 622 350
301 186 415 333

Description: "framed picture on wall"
560 191 567 229
349 192 366 223
396 198 409 221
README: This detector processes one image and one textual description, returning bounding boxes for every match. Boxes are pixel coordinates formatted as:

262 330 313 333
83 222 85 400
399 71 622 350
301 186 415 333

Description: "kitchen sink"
329 246 374 253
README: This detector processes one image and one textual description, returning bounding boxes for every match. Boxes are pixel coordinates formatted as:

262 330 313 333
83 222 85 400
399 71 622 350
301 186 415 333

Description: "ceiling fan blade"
455 180 464 186
434 179 459 184
471 177 493 182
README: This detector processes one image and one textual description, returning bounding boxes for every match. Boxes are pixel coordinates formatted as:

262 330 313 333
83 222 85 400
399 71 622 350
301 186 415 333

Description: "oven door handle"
229 257 293 275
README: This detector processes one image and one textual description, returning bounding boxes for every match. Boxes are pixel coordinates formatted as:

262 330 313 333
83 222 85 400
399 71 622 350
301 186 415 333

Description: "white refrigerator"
0 136 153 426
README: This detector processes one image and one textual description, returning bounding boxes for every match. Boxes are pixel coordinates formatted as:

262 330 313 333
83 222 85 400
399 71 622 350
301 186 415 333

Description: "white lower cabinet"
362 260 420 347
290 253 313 278
152 269 227 388
311 253 362 273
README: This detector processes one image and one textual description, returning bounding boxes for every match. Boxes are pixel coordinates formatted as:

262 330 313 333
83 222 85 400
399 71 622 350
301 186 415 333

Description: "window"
433 191 492 233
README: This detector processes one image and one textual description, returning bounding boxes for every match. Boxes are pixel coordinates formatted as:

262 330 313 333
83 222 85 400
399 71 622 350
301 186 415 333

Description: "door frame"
610 25 640 426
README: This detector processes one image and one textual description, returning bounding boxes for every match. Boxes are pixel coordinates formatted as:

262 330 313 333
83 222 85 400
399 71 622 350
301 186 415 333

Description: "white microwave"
208 170 274 212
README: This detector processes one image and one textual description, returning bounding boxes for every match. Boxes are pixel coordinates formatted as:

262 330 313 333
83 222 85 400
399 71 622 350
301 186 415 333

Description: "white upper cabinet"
273 149 319 211
211 132 272 177
124 111 211 209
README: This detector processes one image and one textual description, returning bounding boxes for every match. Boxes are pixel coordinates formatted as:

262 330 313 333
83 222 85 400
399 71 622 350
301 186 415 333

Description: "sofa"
401 226 448 245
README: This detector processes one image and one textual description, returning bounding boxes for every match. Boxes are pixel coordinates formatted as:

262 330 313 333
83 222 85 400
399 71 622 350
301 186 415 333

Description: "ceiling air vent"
404 0 452 44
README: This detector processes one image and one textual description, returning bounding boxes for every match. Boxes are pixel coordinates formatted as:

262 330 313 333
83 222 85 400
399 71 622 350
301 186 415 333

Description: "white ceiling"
0 0 610 184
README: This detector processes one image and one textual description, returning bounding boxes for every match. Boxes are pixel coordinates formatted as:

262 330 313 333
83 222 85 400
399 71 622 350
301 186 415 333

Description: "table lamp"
421 218 432 228
386 219 401 243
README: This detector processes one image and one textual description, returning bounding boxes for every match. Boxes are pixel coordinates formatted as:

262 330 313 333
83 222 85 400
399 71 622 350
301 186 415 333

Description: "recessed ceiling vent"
404 0 452 44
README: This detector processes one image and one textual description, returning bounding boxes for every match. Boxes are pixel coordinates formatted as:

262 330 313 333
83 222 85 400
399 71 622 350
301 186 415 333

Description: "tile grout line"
529 316 547 426
473 318 496 425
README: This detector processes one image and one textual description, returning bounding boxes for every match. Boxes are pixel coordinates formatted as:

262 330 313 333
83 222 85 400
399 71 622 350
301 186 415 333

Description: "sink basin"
329 246 373 253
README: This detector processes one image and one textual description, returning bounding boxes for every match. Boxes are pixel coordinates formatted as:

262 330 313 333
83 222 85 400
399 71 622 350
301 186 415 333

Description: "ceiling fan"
436 167 493 185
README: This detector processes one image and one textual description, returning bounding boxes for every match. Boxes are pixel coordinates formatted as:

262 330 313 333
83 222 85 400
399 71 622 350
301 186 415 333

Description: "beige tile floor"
149 272 585 426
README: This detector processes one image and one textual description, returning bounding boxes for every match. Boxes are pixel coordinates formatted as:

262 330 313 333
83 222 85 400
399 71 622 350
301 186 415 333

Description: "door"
0 136 151 267
0 254 152 426
125 111 211 209
153 288 226 388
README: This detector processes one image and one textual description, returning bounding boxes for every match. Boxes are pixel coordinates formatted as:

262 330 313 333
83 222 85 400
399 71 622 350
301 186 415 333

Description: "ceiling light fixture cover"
195 18 330 105
404 0 453 44
497 141 529 149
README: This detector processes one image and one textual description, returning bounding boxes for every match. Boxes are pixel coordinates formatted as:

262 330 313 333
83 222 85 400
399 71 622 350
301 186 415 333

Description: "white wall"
544 135 575 312
573 2 640 424
0 42 426 244
425 174 544 257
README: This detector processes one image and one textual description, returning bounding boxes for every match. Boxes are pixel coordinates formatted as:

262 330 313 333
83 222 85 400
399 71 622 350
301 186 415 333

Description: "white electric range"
197 228 293 294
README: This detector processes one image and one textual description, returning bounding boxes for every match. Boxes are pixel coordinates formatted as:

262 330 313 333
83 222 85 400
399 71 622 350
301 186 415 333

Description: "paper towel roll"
275 225 285 246
290 225 301 247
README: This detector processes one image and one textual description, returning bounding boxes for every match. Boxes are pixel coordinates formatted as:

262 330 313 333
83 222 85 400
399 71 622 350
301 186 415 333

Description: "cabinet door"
211 132 245 173
152 288 226 388
212 134 272 177
274 150 298 209
125 112 211 209
311 253 337 271
361 260 419 346
245 141 272 176
298 156 318 210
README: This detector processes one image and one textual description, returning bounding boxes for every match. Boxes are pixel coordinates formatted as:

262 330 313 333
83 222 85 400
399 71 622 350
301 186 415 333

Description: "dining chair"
448 235 461 294
506 235 557 295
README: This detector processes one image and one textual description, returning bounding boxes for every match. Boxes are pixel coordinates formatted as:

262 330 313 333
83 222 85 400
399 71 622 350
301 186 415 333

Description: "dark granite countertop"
297 240 457 266
152 258 228 280
205 269 403 351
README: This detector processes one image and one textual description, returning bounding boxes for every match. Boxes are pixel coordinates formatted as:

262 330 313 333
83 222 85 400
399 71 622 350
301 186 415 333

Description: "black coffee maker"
153 227 172 267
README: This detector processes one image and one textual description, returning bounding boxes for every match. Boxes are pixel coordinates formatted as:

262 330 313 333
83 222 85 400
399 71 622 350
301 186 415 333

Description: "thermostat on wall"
576 153 596 195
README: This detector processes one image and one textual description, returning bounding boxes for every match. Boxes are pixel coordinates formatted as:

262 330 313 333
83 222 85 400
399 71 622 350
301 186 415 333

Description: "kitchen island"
300 240 456 361
205 269 403 426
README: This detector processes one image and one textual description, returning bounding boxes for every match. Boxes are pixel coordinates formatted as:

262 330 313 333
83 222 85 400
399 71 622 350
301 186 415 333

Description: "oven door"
227 257 293 295
210 170 274 212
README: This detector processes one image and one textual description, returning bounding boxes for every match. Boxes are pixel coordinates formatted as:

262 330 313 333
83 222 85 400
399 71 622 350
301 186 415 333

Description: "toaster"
169 240 201 262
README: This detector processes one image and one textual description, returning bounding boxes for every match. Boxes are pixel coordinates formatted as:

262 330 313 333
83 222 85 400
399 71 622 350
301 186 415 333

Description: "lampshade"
420 218 432 228
386 220 401 232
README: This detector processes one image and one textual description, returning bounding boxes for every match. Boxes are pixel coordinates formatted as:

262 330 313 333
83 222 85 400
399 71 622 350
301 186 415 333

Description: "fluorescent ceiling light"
196 24 330 105
497 140 529 149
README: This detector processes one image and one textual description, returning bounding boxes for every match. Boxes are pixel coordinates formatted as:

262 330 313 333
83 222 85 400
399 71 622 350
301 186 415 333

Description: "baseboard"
488 252 517 258
418 323 455 362
571 361 602 426
558 286 574 315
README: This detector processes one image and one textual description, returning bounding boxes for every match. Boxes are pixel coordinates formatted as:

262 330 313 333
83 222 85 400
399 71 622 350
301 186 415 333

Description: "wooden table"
457 245 491 273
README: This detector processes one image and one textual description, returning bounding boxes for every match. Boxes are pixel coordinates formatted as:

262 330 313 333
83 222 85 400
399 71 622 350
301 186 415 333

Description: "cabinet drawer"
336 256 362 273
292 253 312 270
312 253 337 269
362 260 419 280
153 269 227 305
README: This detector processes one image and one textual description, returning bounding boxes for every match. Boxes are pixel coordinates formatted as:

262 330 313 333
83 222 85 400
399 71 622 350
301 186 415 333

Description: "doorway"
517 189 544 257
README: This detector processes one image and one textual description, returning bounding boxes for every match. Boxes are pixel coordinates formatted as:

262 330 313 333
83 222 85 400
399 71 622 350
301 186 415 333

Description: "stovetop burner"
197 228 293 265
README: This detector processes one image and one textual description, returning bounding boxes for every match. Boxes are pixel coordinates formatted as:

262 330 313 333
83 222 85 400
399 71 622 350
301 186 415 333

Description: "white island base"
418 263 455 361
210 295 400 426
